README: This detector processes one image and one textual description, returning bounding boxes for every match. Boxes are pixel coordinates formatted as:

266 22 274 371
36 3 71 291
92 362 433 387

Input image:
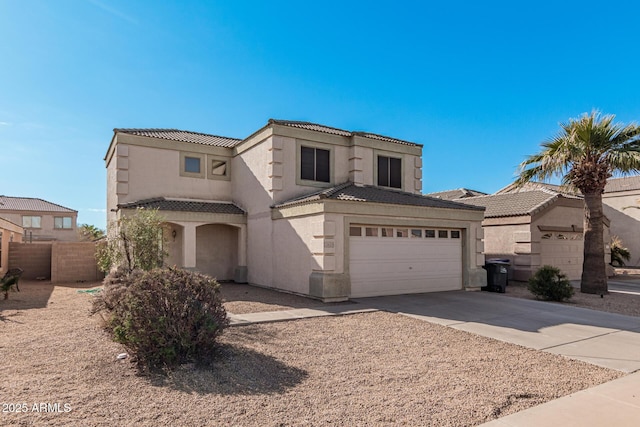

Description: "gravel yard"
1 281 624 426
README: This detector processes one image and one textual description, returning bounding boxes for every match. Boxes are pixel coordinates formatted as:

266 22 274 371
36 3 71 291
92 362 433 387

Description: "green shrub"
97 208 167 274
93 267 229 370
528 265 574 301
610 236 631 267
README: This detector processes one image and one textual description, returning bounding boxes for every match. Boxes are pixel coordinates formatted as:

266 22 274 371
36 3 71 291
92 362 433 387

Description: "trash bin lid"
486 258 510 265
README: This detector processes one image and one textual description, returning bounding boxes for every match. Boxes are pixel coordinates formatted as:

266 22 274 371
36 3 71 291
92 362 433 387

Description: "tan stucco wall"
106 149 119 225
533 205 584 235
116 144 233 206
271 214 324 294
603 191 640 265
0 218 24 275
231 125 424 212
246 216 274 286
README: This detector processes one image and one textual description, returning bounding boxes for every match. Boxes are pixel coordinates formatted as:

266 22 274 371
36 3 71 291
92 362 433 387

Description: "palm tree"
516 111 640 294
78 224 106 241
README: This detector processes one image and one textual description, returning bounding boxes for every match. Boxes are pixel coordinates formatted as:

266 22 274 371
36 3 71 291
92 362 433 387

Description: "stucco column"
182 223 197 269
234 224 248 283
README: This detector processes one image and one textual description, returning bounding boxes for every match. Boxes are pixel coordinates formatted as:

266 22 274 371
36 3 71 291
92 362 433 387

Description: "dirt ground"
0 281 624 426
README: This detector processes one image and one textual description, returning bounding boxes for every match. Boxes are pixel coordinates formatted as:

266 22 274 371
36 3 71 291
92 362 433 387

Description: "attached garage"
349 225 463 297
273 183 487 301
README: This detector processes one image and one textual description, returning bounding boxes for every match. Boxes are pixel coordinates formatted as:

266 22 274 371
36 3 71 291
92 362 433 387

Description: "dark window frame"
377 155 402 188
300 146 330 183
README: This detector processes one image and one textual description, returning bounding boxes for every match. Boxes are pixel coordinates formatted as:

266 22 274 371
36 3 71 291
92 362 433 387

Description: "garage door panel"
349 232 462 297
540 234 583 281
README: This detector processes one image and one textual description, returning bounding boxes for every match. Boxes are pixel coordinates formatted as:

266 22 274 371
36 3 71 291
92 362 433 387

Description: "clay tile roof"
0 196 76 213
604 175 640 193
455 191 566 218
495 181 580 197
268 119 421 147
274 183 485 211
114 128 242 148
117 198 245 215
426 188 488 200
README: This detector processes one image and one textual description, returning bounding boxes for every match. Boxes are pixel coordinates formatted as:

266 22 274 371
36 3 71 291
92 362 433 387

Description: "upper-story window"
22 216 41 228
210 159 227 176
184 156 201 173
377 155 402 188
301 146 330 183
180 152 205 178
54 216 73 229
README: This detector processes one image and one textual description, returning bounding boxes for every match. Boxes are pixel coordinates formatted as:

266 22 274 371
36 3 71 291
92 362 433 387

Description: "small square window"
210 159 227 176
451 230 460 239
438 230 449 238
381 227 393 237
365 227 379 237
411 229 422 238
396 228 408 237
349 226 362 237
184 156 201 174
425 229 436 238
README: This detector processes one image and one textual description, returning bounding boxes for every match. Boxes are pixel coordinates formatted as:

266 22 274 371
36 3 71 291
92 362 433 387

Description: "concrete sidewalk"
479 371 640 427
227 304 377 326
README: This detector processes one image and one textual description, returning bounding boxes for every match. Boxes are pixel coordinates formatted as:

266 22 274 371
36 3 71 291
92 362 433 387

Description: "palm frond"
516 110 640 192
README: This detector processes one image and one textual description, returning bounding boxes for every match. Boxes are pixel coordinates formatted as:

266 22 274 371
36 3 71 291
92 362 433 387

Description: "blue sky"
1 0 639 230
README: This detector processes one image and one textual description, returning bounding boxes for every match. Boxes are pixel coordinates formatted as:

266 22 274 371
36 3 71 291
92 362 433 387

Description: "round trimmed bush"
528 265 574 302
95 267 229 369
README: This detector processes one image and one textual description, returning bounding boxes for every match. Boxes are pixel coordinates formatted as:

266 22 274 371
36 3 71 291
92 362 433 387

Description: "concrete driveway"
353 291 640 373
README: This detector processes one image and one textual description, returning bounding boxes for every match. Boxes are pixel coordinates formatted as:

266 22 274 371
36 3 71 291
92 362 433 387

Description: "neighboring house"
428 188 487 200
434 186 610 281
0 196 78 242
603 175 640 266
0 217 24 276
105 119 487 300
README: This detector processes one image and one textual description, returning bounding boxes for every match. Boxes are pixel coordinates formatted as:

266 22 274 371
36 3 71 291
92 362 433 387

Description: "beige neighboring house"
105 119 487 300
433 183 610 281
427 188 488 200
0 217 24 276
603 176 640 266
0 196 78 243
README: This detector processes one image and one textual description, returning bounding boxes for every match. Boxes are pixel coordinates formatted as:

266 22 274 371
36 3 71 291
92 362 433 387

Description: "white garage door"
540 232 583 281
349 225 463 297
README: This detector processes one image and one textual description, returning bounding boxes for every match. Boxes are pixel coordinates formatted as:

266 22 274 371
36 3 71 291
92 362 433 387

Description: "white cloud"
85 208 107 213
87 0 138 25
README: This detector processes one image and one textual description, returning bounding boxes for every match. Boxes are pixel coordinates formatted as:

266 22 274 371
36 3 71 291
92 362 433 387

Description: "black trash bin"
482 259 510 293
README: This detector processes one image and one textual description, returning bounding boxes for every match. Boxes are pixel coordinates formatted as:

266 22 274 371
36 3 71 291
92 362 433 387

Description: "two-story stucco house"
105 119 486 300
0 196 78 243
603 176 640 266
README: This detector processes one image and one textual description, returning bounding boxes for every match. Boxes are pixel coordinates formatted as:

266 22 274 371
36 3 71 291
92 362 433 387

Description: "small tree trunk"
581 192 608 294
